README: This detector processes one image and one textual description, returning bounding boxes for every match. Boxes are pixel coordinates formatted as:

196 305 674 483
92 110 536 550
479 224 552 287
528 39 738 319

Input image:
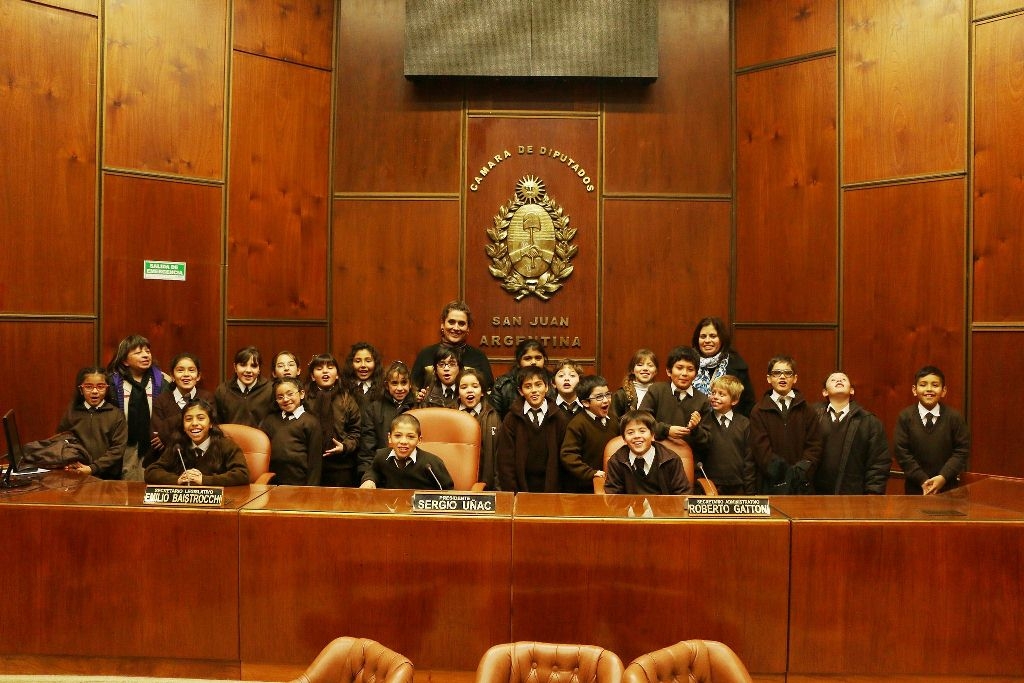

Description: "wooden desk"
0 472 270 678
237 487 515 680
773 493 1024 678
510 494 791 676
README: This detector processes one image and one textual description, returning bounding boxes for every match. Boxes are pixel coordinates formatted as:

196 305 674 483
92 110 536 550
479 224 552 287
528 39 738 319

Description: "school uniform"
496 397 569 493
748 389 822 494
703 410 757 495
57 401 128 480
259 408 323 486
462 402 500 490
419 383 460 409
559 410 620 493
638 382 712 450
362 448 454 490
893 403 970 495
214 377 273 428
813 401 890 495
604 442 691 495
149 387 216 461
555 395 584 417
412 342 494 392
144 433 249 487
611 382 651 420
489 369 555 419
306 386 363 487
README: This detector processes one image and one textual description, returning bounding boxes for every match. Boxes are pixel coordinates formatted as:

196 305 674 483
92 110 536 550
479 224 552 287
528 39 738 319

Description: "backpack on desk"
22 432 91 469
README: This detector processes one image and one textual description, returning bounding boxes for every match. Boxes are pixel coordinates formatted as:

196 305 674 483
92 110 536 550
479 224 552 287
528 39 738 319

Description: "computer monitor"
2 409 31 489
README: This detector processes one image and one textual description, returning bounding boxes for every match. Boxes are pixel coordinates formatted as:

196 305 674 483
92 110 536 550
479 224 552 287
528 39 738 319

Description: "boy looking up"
814 372 890 495
893 366 970 495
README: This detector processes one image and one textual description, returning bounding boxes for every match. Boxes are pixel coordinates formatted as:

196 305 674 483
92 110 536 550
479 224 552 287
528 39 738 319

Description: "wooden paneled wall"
2 0 1023 477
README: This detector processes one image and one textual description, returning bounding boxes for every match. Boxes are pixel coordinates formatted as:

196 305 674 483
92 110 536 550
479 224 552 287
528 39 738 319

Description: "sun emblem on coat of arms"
485 175 577 301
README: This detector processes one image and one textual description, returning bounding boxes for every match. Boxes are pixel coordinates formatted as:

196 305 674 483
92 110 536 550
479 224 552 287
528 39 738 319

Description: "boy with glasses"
559 375 619 493
749 355 822 494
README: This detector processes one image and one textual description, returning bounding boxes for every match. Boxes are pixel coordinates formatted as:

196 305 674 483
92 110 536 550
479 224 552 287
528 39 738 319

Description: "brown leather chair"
220 423 274 485
623 640 752 683
289 636 413 683
475 641 624 683
406 407 484 490
594 436 717 496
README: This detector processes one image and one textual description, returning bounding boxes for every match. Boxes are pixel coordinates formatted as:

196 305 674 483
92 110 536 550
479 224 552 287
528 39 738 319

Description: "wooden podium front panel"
0 478 246 663
238 488 514 672
510 494 790 674
779 493 1024 676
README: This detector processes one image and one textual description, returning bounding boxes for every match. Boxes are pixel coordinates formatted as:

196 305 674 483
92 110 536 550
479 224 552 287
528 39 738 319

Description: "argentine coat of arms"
486 175 577 301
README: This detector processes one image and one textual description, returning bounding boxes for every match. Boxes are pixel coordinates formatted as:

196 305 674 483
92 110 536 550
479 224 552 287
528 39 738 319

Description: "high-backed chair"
475 642 624 683
406 407 483 491
288 636 413 683
594 436 717 496
219 423 274 485
623 640 752 683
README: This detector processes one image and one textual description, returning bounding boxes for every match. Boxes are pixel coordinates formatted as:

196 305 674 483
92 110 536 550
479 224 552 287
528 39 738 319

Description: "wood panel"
974 0 1024 18
970 332 1024 477
31 0 99 16
465 117 598 364
224 324 328 381
0 321 94 446
736 57 837 322
233 0 333 69
1 501 240 662
736 0 837 68
731 328 837 406
334 0 462 193
842 0 967 183
104 0 226 180
101 174 223 383
228 52 330 320
0 1 96 315
511 496 790 674
331 199 460 366
239 492 513 671
973 15 1024 322
842 180 966 435
601 199 731 375
789 521 1024 675
467 79 600 113
604 0 730 195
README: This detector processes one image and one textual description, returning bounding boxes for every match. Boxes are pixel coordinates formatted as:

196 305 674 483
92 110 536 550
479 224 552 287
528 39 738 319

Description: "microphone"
425 464 444 490
176 447 192 486
697 461 712 482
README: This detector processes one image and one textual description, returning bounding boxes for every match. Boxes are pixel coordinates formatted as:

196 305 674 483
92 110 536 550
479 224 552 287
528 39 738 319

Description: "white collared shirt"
918 403 940 426
174 387 196 408
717 409 734 427
282 405 306 420
461 404 482 416
523 402 548 422
388 449 418 466
584 408 607 427
828 402 850 422
673 386 695 400
629 447 655 475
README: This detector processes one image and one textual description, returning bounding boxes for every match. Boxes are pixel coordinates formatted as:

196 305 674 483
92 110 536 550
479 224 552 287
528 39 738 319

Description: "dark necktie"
778 397 789 416
633 458 646 477
444 388 454 402
192 447 203 461
530 408 542 426
925 413 935 428
396 458 410 470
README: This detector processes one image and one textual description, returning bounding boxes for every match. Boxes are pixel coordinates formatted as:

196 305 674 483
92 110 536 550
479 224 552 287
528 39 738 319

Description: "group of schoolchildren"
55 328 970 497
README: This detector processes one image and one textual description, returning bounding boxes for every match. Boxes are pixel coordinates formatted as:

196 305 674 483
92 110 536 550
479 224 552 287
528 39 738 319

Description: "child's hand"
150 432 163 450
668 425 689 441
415 388 428 403
65 462 92 475
687 411 701 428
359 480 377 489
593 470 605 479
324 438 345 456
921 474 946 495
177 469 202 485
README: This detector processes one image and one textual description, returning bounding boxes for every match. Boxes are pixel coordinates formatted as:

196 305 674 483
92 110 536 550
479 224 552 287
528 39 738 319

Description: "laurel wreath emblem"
485 176 577 301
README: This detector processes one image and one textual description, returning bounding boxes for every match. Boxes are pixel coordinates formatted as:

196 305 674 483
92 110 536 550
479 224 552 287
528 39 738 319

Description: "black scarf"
125 373 152 453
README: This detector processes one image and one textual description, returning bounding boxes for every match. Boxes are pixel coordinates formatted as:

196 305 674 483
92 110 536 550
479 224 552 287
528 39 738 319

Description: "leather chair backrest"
291 636 413 683
622 640 752 683
219 423 273 484
406 408 482 490
475 641 624 683
595 436 627 493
